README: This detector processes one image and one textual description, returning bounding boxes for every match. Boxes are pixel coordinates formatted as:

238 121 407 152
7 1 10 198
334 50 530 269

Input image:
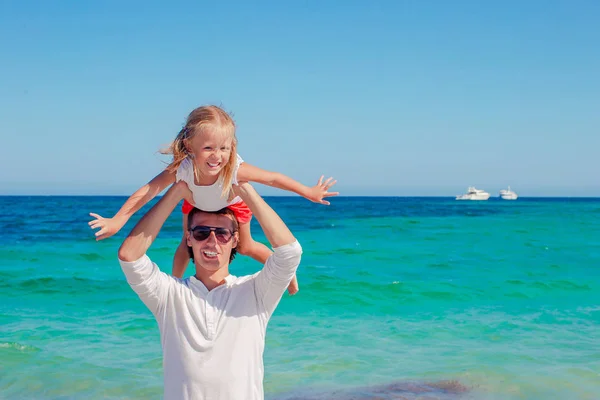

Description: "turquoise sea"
1 196 599 399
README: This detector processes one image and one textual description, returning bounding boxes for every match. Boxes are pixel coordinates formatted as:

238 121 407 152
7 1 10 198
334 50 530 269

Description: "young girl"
89 105 338 294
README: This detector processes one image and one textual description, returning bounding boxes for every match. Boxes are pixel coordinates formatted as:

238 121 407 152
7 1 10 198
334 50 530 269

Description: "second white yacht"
499 186 518 200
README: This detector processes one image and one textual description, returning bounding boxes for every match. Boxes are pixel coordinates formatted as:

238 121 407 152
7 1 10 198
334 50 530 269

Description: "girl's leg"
172 214 191 278
237 221 299 295
236 221 271 263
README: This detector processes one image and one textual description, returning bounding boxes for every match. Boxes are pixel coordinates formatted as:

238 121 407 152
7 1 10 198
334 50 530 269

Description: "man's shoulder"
229 273 260 286
225 273 267 296
158 276 197 302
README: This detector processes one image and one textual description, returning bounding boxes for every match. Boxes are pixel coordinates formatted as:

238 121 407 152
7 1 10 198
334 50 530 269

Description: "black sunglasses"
189 226 235 244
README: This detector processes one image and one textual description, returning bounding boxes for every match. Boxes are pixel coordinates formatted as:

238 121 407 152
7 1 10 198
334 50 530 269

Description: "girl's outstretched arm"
237 163 339 205
89 169 176 240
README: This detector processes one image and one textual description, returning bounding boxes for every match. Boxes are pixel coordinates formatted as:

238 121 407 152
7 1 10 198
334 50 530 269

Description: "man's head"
186 207 239 272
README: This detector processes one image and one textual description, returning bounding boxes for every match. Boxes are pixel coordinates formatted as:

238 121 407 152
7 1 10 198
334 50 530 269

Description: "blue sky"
1 0 598 196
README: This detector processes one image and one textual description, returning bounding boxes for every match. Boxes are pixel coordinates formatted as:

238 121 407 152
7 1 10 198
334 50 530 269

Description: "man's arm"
118 181 189 262
233 183 302 317
118 181 190 315
232 182 296 248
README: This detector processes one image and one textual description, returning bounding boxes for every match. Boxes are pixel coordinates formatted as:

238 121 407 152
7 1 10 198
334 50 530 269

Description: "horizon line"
1 194 600 199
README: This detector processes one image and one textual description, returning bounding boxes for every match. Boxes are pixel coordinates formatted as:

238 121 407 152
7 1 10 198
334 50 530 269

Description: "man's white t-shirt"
119 241 302 400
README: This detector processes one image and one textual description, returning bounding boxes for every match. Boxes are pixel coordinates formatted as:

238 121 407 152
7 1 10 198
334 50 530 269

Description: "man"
118 181 302 399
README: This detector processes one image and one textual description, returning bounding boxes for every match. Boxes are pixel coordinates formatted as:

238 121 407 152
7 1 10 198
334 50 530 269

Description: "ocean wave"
271 379 469 400
0 342 40 353
505 279 591 292
2 276 124 295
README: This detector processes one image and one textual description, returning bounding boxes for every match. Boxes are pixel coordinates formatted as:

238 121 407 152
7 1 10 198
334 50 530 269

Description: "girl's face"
187 129 233 179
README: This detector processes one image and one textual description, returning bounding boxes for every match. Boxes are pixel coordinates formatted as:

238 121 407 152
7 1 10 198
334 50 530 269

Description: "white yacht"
499 186 518 200
456 187 490 200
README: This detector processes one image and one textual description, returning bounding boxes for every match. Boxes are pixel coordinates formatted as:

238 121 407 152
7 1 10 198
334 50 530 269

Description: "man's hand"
178 181 194 204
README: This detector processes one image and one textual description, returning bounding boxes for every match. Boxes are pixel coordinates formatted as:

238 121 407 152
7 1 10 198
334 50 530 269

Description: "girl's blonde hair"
162 105 237 197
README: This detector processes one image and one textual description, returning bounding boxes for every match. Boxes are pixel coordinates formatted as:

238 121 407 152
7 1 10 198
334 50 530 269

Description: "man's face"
186 212 238 272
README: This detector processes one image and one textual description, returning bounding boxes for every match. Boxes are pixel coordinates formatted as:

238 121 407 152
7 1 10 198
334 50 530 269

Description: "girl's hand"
307 175 339 205
88 213 125 241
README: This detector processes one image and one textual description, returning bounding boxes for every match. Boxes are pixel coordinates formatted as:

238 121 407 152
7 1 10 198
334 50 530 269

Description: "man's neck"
194 265 230 291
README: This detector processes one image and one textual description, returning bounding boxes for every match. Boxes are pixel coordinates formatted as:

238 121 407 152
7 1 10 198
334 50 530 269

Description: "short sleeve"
232 154 244 185
176 158 193 184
